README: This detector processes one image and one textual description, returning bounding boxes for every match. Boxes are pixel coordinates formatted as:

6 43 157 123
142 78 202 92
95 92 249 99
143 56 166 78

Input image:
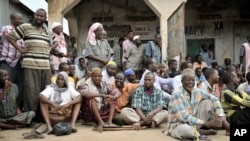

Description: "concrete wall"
74 0 159 53
185 9 241 65
0 1 32 27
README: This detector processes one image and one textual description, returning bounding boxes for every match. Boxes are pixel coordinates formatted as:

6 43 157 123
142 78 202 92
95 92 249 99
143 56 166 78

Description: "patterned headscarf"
87 22 103 46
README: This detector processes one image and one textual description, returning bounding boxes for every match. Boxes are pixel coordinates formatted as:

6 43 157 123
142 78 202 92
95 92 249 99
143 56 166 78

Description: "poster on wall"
133 26 150 39
103 25 131 38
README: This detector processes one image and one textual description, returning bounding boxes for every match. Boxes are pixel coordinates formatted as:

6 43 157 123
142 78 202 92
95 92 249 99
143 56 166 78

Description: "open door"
186 39 215 63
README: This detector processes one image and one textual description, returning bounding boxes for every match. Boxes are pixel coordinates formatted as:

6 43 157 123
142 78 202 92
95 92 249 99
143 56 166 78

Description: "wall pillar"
47 0 80 29
144 0 187 60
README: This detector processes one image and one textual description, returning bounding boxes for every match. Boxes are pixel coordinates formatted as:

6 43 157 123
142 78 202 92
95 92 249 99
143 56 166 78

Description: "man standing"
240 35 250 75
7 9 58 119
0 13 24 109
145 33 162 64
122 31 134 70
124 35 145 79
199 44 213 66
67 37 77 63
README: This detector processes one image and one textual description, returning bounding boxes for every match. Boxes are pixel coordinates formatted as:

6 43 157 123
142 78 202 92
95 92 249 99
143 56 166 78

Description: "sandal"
23 131 45 139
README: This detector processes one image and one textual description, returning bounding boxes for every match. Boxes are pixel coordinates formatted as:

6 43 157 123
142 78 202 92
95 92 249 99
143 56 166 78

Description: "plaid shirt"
110 82 139 112
166 87 224 134
0 25 24 67
112 43 122 66
85 39 113 70
131 86 166 115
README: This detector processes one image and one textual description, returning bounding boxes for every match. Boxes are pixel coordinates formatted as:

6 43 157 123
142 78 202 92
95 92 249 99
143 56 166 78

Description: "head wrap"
52 22 62 30
52 71 69 104
107 61 117 66
124 69 134 77
133 35 140 41
57 71 69 88
87 22 102 46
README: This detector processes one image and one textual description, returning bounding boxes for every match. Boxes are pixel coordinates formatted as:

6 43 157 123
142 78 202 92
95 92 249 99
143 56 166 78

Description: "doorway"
186 39 215 63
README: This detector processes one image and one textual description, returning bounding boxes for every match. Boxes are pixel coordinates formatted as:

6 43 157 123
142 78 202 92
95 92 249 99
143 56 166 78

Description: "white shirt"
40 86 80 106
75 64 85 79
102 69 115 84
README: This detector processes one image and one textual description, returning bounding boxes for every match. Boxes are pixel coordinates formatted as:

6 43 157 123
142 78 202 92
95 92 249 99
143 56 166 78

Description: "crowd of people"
1 8 250 140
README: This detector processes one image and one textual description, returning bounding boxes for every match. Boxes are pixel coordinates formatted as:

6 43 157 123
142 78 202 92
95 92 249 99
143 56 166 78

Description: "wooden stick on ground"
92 125 147 132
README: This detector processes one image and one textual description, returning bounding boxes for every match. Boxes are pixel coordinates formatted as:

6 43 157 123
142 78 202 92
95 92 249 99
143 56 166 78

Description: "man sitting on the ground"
79 67 121 127
0 69 35 129
120 72 168 129
164 68 229 140
39 71 81 134
110 72 139 125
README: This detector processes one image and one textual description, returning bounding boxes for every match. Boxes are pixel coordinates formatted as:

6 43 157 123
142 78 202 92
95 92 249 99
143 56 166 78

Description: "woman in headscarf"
39 71 82 134
84 22 113 70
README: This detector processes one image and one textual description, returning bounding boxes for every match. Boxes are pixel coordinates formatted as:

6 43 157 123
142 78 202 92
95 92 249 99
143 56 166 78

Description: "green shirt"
0 84 18 119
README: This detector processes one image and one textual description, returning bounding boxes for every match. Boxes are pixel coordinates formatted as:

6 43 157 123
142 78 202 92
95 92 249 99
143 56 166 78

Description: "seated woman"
39 71 82 134
78 67 121 127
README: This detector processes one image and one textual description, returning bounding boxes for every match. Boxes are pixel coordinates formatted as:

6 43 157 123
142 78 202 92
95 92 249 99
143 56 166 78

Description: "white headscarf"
51 22 62 30
52 71 69 104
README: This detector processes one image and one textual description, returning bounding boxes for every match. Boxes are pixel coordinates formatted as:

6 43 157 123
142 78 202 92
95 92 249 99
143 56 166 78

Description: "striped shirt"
8 23 57 69
220 89 250 118
166 87 224 134
0 25 25 67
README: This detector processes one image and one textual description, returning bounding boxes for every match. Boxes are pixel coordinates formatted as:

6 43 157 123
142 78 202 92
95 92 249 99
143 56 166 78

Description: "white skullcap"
51 22 62 29
133 35 140 41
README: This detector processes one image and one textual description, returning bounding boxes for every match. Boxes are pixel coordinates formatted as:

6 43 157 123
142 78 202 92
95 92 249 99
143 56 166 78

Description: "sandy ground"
0 121 229 141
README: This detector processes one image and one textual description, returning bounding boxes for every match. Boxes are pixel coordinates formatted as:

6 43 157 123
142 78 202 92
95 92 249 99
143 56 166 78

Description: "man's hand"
20 46 30 54
101 59 109 66
204 119 222 129
51 102 61 110
3 80 12 93
61 103 70 110
146 111 155 120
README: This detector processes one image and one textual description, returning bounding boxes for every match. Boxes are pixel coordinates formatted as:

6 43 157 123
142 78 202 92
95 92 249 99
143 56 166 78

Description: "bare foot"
198 129 217 135
132 123 141 130
151 121 156 128
106 122 119 127
96 124 103 133
226 129 230 136
47 127 53 135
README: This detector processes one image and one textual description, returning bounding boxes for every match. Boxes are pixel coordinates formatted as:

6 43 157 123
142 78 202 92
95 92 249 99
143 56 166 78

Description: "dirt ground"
0 121 229 141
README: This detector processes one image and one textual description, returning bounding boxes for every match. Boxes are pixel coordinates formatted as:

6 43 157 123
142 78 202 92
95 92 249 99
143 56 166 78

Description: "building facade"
48 0 250 65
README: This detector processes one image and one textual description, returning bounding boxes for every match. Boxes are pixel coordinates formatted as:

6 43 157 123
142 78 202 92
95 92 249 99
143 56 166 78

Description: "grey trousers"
120 107 168 125
1 111 35 125
170 99 216 139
